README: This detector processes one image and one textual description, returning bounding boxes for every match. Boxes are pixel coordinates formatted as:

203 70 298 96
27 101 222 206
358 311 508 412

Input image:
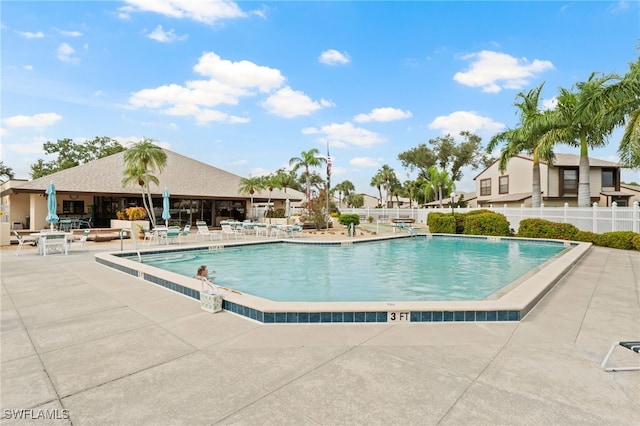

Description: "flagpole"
326 141 330 229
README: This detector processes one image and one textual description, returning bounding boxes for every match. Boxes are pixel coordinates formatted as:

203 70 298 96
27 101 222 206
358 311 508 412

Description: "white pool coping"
95 234 591 323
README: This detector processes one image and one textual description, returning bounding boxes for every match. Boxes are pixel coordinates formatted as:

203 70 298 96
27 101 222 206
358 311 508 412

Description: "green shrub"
464 209 495 216
517 218 579 240
596 231 637 250
633 234 640 251
463 212 512 236
427 212 444 229
575 231 598 244
429 214 456 234
338 213 360 227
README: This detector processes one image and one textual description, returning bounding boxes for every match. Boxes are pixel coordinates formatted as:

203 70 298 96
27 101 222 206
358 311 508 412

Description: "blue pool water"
136 237 567 302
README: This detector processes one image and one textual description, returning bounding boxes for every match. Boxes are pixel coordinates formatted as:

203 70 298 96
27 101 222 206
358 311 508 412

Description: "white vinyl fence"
340 201 640 234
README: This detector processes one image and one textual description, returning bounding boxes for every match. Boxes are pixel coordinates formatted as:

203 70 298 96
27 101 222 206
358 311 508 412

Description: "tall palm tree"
376 164 396 207
121 138 167 227
425 166 454 207
239 175 264 220
487 83 556 207
334 180 355 207
370 174 384 207
261 174 281 218
539 73 618 206
289 148 326 206
273 168 297 194
581 56 640 168
0 161 14 180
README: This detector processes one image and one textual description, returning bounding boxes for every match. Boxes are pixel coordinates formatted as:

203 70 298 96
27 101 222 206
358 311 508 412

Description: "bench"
40 234 69 256
392 217 415 224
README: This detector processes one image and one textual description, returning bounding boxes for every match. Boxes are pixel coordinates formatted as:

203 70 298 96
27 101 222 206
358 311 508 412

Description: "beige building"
1 149 304 232
474 153 635 207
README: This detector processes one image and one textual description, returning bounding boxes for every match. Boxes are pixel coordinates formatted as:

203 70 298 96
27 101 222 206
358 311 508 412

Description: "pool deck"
1 231 639 424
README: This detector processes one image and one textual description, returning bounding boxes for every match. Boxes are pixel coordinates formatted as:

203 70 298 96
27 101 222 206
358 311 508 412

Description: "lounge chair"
601 341 640 371
286 224 303 238
196 221 222 241
13 231 37 256
221 223 243 239
180 224 191 241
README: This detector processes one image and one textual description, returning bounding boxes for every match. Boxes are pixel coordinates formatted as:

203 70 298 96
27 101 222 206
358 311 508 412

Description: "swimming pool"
95 235 590 323
137 237 566 302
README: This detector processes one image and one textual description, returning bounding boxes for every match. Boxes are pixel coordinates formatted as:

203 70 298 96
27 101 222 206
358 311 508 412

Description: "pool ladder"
119 228 142 262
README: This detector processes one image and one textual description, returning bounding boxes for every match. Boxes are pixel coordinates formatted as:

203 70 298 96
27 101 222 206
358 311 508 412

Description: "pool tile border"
95 235 589 324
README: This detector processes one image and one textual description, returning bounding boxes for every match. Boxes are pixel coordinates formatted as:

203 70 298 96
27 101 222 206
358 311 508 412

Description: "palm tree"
425 166 454 207
370 174 384 207
289 148 326 205
334 180 355 207
538 73 618 206
487 83 556 207
261 174 281 219
0 161 14 180
403 179 418 208
581 56 640 168
239 175 264 220
374 164 396 207
121 138 167 227
273 168 297 194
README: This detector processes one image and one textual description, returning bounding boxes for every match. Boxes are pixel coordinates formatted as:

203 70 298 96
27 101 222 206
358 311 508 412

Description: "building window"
499 176 509 194
63 200 85 214
562 168 578 195
480 178 491 196
601 169 615 188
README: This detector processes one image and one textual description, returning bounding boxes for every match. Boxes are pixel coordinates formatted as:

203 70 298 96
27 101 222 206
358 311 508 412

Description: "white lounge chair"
601 341 640 371
221 223 242 239
72 229 90 250
196 221 222 241
286 224 303 238
166 226 181 244
13 231 36 256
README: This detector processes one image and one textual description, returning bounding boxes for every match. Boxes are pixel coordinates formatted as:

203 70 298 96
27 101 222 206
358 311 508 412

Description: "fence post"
592 202 598 233
634 202 639 233
611 202 617 232
563 203 568 223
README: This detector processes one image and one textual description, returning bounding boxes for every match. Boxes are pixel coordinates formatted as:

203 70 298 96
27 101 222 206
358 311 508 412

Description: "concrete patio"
1 236 639 425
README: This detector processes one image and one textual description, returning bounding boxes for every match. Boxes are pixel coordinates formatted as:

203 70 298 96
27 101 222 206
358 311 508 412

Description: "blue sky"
2 0 639 195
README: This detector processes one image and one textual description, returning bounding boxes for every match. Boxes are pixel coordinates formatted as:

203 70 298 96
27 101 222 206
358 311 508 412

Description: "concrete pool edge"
94 235 592 323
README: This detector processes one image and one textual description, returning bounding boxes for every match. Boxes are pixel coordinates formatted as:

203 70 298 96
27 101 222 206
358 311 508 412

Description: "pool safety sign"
388 312 410 322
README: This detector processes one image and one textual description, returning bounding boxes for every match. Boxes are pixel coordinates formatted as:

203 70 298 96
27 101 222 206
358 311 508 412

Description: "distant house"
474 153 633 207
423 191 477 209
0 149 304 231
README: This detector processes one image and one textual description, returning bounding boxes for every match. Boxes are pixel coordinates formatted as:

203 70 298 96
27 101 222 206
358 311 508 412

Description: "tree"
403 179 419 208
581 56 640 169
398 132 493 184
334 180 355 207
289 148 326 206
30 136 125 179
273 168 299 194
538 73 618 206
424 166 454 207
261 174 281 218
373 164 397 207
487 83 556 207
0 161 14 180
239 175 265 220
349 193 365 208
121 138 168 227
369 174 384 207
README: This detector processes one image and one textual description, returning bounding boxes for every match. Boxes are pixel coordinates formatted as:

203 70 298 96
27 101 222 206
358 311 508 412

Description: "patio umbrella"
45 181 59 230
162 187 171 226
285 198 291 218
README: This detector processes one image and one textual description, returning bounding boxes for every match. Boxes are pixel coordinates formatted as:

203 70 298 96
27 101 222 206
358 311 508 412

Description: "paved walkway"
1 236 639 425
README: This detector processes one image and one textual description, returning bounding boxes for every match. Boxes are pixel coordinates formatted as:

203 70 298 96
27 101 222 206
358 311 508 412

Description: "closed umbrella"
162 187 171 226
285 198 291 217
45 181 59 230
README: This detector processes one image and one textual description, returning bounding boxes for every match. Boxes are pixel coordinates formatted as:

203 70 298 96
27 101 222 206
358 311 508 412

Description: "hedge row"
517 218 640 251
427 210 512 237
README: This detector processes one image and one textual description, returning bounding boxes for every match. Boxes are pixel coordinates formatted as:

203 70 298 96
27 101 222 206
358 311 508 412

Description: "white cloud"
194 52 284 93
428 111 504 136
119 0 247 24
353 107 412 123
23 65 33 71
4 136 48 154
262 87 332 118
318 49 350 65
17 31 44 39
147 25 188 43
56 29 83 37
350 157 382 167
609 1 629 14
454 50 554 93
542 96 558 110
302 122 385 148
57 42 78 62
3 112 62 128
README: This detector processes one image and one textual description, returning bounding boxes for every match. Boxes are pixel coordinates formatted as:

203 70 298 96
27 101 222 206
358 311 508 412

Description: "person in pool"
195 265 215 282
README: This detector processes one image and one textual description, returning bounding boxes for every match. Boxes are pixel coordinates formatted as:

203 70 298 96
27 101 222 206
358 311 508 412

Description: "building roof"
2 149 304 201
473 153 622 181
488 192 533 203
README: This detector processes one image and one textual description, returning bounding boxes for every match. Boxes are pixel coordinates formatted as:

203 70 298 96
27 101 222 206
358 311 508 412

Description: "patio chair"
72 229 90 250
286 224 303 238
180 224 191 240
221 223 242 239
601 341 640 372
13 231 36 256
166 226 181 244
196 221 222 241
